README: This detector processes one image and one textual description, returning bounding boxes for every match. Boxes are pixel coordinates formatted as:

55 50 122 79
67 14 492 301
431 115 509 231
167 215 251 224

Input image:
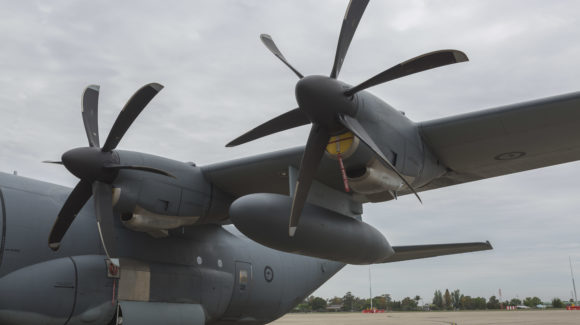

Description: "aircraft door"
223 261 252 318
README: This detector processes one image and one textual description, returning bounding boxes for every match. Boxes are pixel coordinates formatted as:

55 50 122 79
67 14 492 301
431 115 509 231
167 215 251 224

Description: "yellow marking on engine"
326 132 354 155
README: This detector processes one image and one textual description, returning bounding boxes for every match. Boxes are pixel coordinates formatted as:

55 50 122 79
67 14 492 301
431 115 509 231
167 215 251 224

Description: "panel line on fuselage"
63 256 79 325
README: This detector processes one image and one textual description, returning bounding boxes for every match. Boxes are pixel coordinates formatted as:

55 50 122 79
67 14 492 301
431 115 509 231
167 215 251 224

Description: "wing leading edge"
202 146 351 198
419 91 580 191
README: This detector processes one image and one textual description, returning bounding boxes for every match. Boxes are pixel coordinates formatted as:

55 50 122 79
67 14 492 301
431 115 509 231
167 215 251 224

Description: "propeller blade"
102 83 164 152
43 160 63 165
345 50 469 96
103 163 175 178
226 108 310 147
82 85 100 148
329 0 370 79
93 181 118 261
338 114 422 203
289 124 330 237
260 34 304 79
48 180 93 250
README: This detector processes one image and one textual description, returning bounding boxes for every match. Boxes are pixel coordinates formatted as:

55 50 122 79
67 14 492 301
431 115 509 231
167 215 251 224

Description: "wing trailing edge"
381 241 492 263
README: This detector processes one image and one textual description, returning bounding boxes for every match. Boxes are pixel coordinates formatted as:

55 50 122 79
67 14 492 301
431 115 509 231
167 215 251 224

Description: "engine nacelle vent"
121 205 200 238
347 158 411 195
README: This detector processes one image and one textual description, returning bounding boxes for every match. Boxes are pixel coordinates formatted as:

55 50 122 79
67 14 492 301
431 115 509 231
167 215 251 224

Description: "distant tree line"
431 289 489 310
293 289 572 312
430 288 567 310
294 292 420 312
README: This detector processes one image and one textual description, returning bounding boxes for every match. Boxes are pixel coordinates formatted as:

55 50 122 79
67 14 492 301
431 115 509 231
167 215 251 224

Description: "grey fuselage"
0 172 344 325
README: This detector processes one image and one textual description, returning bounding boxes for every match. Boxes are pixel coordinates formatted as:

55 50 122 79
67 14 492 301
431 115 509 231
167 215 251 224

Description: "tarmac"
269 310 579 325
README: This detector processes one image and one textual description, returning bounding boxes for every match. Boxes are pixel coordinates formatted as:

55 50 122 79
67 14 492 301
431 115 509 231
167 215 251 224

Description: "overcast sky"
1 0 580 304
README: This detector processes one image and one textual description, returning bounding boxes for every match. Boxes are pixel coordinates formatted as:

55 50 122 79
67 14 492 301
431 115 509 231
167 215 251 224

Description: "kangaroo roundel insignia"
264 266 274 282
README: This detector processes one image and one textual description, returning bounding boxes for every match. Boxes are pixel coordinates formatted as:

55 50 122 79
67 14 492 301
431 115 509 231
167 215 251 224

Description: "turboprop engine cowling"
229 193 394 264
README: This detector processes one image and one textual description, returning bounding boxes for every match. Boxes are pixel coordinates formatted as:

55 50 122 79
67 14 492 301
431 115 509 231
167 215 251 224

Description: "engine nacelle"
323 131 413 200
110 150 232 236
230 193 394 264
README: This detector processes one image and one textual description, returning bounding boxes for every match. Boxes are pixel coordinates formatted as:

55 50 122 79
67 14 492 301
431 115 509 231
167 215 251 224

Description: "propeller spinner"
227 0 468 236
46 83 172 262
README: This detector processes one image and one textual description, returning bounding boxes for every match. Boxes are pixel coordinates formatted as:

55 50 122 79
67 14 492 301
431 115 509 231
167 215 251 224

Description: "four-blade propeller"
46 83 172 262
227 0 468 236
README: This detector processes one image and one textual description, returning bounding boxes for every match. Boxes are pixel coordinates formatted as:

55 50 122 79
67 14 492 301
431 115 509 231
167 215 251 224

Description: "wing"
419 91 580 191
382 241 492 263
201 147 347 198
205 92 580 199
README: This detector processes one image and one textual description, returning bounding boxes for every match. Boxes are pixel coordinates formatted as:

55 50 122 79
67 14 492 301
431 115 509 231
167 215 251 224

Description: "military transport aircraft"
1 0 579 324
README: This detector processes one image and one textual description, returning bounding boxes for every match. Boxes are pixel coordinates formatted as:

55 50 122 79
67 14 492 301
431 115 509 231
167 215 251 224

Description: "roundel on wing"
494 151 526 161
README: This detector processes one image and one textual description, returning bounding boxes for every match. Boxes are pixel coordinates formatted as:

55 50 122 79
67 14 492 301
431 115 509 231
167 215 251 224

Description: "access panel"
222 261 253 318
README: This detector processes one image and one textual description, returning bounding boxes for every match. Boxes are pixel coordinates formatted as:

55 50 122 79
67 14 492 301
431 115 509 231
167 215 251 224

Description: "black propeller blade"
330 0 370 79
344 50 468 96
48 180 93 250
289 125 330 236
226 108 310 147
260 34 304 79
102 83 164 152
42 160 63 165
338 114 421 203
82 85 100 148
47 83 170 257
